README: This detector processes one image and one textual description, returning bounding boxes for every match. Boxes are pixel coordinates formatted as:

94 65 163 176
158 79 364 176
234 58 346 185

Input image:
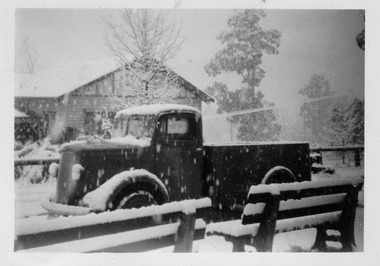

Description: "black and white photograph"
2 0 379 264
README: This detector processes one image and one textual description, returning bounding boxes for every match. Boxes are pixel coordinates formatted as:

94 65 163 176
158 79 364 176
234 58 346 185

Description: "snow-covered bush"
14 141 24 151
14 137 61 184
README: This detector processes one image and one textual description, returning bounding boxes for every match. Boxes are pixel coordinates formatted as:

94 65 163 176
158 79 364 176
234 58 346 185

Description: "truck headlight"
72 164 84 181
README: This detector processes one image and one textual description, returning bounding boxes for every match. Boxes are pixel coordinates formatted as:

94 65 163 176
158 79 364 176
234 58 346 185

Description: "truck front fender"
82 169 169 212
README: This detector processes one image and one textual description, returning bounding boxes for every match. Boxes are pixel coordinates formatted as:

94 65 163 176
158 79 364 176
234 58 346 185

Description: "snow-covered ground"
15 157 364 252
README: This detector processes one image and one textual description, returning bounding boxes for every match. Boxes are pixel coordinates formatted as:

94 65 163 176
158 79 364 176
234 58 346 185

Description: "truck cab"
112 104 204 201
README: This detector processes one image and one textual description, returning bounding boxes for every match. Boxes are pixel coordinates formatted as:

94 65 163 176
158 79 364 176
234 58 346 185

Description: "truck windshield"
112 115 155 139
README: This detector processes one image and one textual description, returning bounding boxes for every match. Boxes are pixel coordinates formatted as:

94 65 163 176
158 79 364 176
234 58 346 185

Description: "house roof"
15 59 120 98
15 59 214 102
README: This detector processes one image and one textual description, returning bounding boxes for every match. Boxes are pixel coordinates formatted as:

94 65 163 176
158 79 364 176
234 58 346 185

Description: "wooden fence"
14 157 60 181
15 198 211 253
310 146 364 167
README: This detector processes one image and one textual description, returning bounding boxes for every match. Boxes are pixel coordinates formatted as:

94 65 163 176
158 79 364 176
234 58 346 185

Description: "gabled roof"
15 58 214 102
15 59 120 98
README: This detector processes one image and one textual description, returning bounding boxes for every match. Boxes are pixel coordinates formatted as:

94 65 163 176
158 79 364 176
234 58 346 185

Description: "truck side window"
158 114 196 141
127 115 155 138
112 118 128 138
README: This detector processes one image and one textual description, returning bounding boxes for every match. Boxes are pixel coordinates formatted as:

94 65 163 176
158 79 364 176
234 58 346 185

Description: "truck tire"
110 182 167 210
261 166 296 184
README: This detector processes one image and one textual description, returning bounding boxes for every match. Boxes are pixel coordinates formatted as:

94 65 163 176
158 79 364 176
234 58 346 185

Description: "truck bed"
203 142 311 208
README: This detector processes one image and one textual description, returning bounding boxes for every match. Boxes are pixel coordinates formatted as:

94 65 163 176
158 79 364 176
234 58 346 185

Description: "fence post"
354 149 361 167
315 148 323 165
43 162 49 180
174 212 196 252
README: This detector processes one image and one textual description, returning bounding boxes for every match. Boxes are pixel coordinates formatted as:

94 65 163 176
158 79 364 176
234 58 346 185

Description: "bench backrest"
242 177 363 226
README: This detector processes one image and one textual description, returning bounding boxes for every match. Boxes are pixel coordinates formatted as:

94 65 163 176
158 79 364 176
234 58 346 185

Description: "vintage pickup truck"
43 104 311 215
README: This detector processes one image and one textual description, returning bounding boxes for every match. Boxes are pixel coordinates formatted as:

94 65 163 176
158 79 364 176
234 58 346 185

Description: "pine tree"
205 10 282 141
325 97 364 146
299 74 334 145
343 98 364 145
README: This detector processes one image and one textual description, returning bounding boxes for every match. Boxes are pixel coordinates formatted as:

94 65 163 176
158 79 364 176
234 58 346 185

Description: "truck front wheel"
261 166 296 184
110 183 167 210
114 190 156 209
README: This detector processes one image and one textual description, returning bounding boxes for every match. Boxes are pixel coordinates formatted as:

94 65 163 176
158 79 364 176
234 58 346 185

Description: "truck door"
155 112 203 201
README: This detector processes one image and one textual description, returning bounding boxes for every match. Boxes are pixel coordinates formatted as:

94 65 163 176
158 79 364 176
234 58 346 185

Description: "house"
14 59 214 142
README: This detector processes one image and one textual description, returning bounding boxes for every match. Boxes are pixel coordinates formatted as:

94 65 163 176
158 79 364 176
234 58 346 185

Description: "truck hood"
60 136 152 153
56 137 153 206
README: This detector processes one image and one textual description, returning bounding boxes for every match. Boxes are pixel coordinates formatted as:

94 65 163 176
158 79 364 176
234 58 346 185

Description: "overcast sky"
15 8 364 106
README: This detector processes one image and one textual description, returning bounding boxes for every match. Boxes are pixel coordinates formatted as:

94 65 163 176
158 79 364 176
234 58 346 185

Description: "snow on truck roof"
114 104 201 118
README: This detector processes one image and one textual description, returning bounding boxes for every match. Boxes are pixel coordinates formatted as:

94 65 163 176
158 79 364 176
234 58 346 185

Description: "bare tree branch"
104 9 185 109
20 37 40 74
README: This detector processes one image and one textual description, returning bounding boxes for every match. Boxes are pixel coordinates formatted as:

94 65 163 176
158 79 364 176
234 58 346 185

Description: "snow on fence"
14 157 60 187
15 198 212 253
207 176 364 252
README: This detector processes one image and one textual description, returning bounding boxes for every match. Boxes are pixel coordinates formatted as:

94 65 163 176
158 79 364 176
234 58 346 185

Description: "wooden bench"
207 177 363 252
15 198 211 253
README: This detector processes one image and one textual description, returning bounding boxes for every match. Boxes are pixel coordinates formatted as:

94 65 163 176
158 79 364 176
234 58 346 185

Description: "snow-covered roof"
173 67 214 102
15 109 29 118
15 58 120 98
114 104 201 119
15 59 214 102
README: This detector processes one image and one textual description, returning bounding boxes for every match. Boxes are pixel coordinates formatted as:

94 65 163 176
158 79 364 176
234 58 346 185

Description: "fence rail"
310 146 364 152
14 157 60 183
310 146 364 167
14 157 60 166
